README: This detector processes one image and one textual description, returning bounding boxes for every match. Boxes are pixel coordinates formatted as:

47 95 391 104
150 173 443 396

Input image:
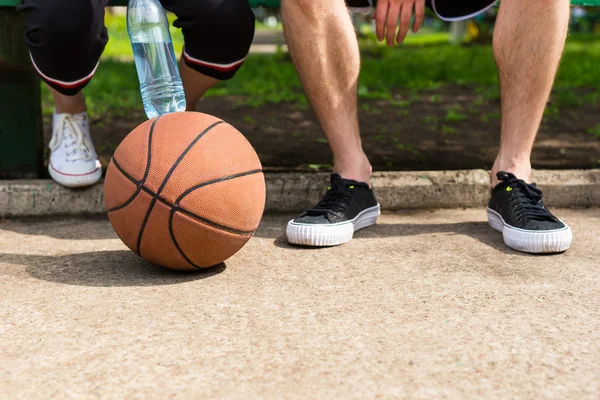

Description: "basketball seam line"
173 206 255 235
167 168 263 269
105 117 159 213
135 120 224 257
111 158 261 235
169 169 262 236
156 120 225 196
141 117 159 183
168 212 201 269
175 168 264 205
166 169 262 269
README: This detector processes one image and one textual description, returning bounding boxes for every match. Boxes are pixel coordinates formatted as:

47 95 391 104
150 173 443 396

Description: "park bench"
1 0 598 178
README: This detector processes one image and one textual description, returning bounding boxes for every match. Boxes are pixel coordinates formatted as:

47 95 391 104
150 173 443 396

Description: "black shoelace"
498 172 557 223
306 186 351 216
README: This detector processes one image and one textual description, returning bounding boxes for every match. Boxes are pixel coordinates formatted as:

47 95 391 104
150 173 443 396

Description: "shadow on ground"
0 250 225 287
260 220 532 256
0 217 116 241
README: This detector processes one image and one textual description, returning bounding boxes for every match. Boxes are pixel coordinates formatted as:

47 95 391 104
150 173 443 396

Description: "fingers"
396 2 413 44
413 0 425 33
386 1 402 46
377 0 419 46
375 0 388 42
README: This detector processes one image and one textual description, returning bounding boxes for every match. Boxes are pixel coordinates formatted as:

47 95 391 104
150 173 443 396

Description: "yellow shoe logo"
506 186 513 192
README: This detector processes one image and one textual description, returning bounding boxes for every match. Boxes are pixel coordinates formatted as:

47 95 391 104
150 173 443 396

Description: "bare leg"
491 0 570 186
281 0 372 183
51 60 220 114
179 57 220 111
50 87 86 114
50 59 220 114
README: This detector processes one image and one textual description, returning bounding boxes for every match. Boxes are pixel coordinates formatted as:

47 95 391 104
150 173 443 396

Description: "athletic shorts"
347 0 499 21
17 0 255 95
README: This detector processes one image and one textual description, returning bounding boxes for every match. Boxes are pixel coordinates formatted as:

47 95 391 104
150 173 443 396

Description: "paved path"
1 209 599 399
250 30 286 54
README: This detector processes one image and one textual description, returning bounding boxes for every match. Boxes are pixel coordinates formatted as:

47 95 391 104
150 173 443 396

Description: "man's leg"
491 0 570 186
281 0 372 184
51 89 87 115
282 0 380 247
487 0 572 254
179 61 219 111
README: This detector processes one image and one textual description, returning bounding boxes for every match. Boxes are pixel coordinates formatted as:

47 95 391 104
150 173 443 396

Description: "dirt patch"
43 86 600 174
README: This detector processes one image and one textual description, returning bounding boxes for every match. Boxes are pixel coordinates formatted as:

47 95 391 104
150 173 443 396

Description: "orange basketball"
103 111 265 271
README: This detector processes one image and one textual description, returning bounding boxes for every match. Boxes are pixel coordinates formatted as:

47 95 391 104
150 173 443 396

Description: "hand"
374 0 425 46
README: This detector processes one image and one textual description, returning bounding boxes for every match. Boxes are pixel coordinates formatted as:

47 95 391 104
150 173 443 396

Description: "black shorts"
17 0 255 95
347 0 499 21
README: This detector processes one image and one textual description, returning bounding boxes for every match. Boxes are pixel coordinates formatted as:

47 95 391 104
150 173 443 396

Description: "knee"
19 0 105 95
175 0 255 56
24 0 103 46
176 0 255 80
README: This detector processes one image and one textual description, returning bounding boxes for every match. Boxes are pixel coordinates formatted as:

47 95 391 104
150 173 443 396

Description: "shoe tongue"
495 171 538 193
330 174 346 193
62 124 76 144
330 173 369 190
72 112 88 127
64 116 90 156
497 171 517 183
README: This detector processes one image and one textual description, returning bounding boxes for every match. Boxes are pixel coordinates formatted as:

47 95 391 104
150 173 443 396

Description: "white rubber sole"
487 208 572 254
49 164 102 188
286 204 381 247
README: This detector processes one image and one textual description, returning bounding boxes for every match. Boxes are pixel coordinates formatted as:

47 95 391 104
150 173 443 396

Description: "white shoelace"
49 114 94 162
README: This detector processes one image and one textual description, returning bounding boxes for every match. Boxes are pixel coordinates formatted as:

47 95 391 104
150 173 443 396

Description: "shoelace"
305 175 352 215
306 188 351 215
498 172 557 223
49 114 93 162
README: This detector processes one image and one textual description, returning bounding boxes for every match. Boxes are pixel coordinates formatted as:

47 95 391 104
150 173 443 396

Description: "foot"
286 174 380 246
487 171 572 254
491 157 531 187
48 111 102 188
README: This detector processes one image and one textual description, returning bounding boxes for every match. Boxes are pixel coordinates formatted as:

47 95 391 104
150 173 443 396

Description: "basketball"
103 111 266 271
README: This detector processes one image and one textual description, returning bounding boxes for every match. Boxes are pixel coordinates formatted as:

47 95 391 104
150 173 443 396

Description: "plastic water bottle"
127 0 186 119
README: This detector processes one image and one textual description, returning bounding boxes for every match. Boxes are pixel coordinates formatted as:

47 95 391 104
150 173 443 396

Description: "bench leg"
0 8 43 179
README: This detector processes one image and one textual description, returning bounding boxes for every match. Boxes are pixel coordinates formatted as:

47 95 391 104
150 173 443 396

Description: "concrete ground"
1 208 599 399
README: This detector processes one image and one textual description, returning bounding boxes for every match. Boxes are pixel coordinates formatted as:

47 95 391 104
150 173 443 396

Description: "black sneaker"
487 171 572 253
286 174 380 246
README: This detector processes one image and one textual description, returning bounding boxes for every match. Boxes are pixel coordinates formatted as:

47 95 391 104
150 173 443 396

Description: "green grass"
41 14 600 117
445 108 467 122
588 123 600 137
423 115 439 126
441 125 458 135
102 12 184 58
358 26 451 47
390 100 411 108
479 112 501 123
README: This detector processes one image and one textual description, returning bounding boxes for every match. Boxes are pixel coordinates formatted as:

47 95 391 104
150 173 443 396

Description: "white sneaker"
48 111 102 188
